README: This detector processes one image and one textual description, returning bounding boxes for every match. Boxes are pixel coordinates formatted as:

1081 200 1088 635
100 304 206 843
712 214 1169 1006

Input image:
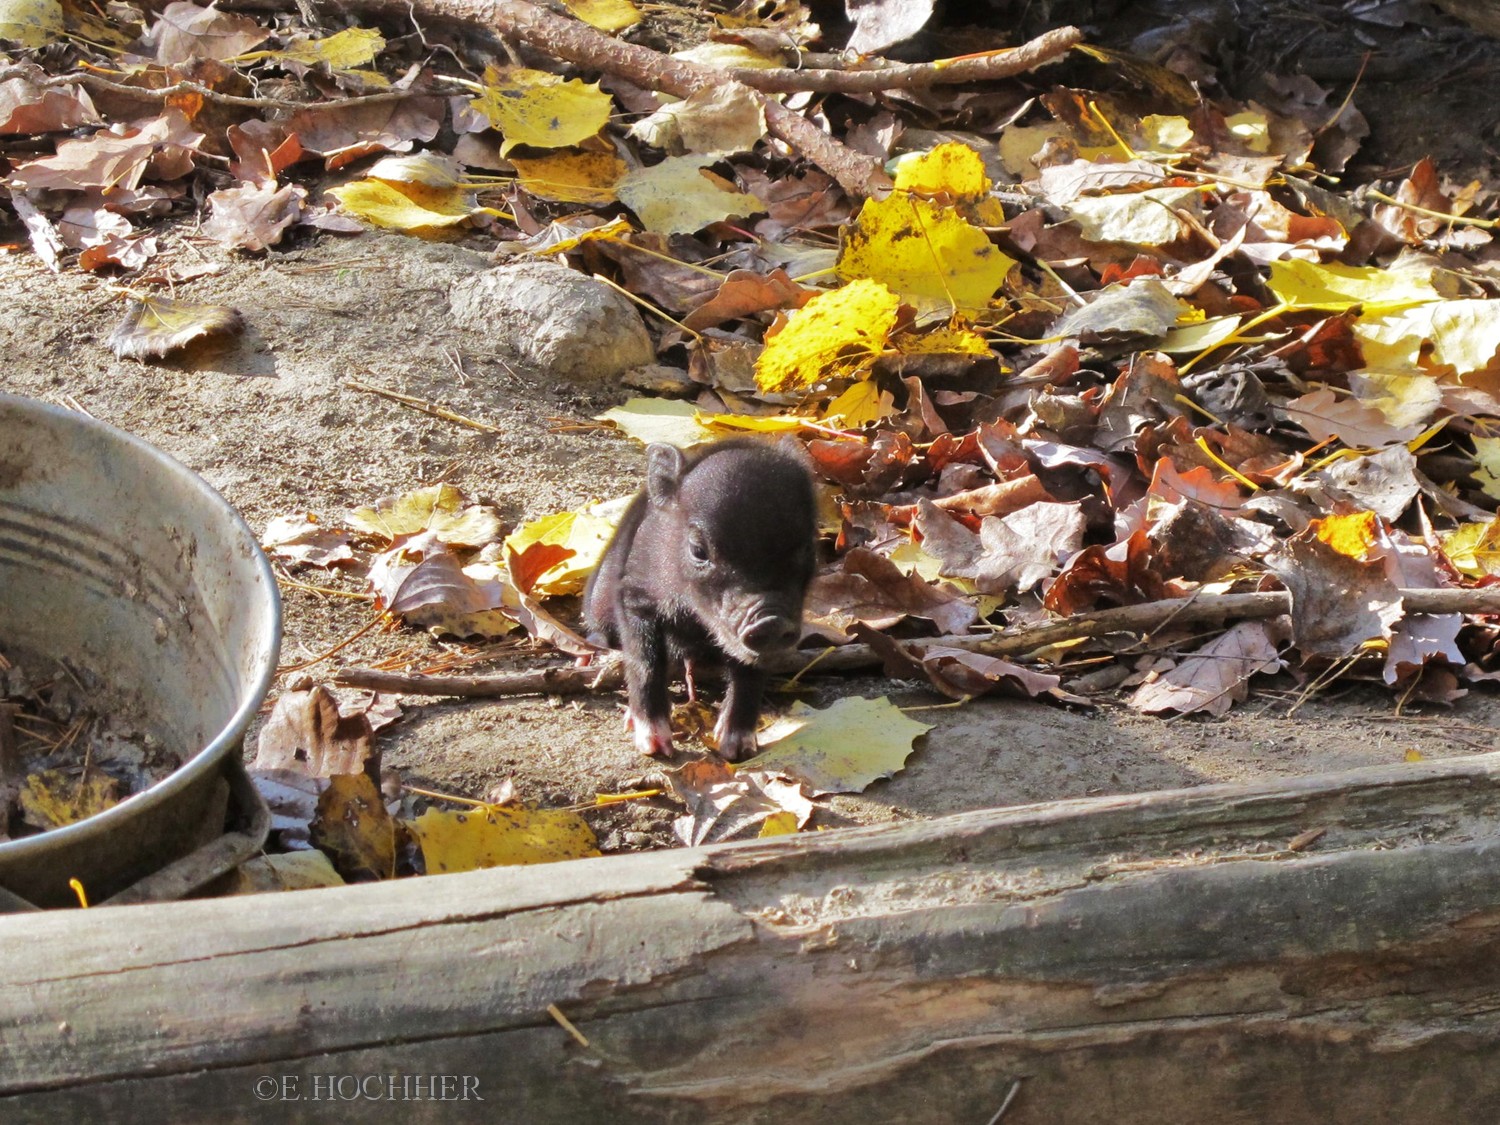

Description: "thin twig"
345 378 505 434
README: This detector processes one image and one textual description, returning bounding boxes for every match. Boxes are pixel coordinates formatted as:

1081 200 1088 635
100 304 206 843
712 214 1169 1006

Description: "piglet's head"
646 441 816 665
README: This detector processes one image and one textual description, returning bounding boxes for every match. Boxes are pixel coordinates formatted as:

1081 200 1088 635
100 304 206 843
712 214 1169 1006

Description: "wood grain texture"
5 755 1500 1122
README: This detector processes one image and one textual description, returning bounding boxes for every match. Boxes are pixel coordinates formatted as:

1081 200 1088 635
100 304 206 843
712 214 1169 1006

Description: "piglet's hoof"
713 714 757 763
625 709 675 758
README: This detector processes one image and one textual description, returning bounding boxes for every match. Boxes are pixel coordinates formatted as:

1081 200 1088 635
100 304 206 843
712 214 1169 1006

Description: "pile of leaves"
11 0 1500 869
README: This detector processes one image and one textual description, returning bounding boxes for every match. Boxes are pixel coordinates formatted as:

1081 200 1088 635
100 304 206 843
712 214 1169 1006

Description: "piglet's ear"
645 443 686 506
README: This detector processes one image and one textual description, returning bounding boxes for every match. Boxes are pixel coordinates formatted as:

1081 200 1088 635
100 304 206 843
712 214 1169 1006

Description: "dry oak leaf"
107 296 243 359
1130 620 1284 717
1267 531 1403 659
667 759 813 846
9 110 203 192
143 1 270 64
0 69 98 133
804 546 978 641
253 683 374 778
202 182 306 251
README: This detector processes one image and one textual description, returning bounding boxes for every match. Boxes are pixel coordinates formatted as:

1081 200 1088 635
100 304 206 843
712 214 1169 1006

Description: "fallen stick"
304 0 1078 197
332 585 1500 698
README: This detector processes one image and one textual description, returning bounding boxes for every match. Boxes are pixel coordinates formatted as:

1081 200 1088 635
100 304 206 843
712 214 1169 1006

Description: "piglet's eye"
688 532 710 564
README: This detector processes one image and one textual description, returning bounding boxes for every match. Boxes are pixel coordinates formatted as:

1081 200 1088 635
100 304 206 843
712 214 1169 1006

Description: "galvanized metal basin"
0 394 280 906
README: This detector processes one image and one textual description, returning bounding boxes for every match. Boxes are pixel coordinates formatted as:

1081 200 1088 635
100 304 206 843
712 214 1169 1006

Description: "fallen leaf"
511 149 626 204
617 155 766 235
107 296 244 359
503 505 621 597
596 396 715 446
253 683 374 777
755 278 900 393
220 851 345 894
406 805 599 871
18 768 119 830
0 0 63 48
9 110 203 192
804 546 978 640
470 66 613 154
262 513 355 568
327 177 481 231
311 772 395 881
629 82 766 156
202 181 306 251
563 0 640 31
1268 531 1403 658
667 759 813 845
347 483 501 546
752 697 931 794
0 69 98 133
837 191 1015 316
1130 621 1283 716
144 1 269 63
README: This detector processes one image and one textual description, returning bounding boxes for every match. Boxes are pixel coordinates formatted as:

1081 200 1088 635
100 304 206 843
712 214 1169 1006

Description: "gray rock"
449 259 655 384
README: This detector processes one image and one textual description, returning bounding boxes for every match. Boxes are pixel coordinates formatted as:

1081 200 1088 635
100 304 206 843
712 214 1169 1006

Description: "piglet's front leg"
713 660 768 762
619 606 675 758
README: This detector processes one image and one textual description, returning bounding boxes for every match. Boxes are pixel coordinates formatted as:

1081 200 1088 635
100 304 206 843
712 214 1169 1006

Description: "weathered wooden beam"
3 754 1500 1123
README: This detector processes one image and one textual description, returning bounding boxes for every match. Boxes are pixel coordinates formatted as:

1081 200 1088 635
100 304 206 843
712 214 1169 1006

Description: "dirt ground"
4 1 1500 853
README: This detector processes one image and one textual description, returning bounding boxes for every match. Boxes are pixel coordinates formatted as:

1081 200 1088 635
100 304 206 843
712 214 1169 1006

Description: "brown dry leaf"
682 268 810 331
0 70 98 134
914 499 1085 596
1315 445 1421 523
667 758 813 845
367 539 516 639
311 772 396 881
227 121 304 185
1130 621 1284 716
847 0 934 53
916 646 1063 701
143 1 269 63
107 296 244 358
804 546 977 641
201 182 306 251
253 683 375 777
261 513 355 568
287 98 444 169
1146 457 1245 513
1385 612 1464 686
1282 388 1420 449
8 191 62 271
9 110 204 192
1267 532 1403 659
1043 529 1176 615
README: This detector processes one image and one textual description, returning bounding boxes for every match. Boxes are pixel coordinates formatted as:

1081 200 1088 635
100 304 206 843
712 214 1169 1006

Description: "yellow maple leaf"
892 141 991 199
259 27 385 69
502 508 619 597
1267 260 1442 312
347 483 501 546
406 806 599 872
837 193 1015 317
327 179 482 231
563 0 640 31
617 155 765 235
1441 518 1500 578
470 66 614 154
822 379 896 427
511 149 625 204
755 278 900 393
752 697 932 795
1313 510 1381 560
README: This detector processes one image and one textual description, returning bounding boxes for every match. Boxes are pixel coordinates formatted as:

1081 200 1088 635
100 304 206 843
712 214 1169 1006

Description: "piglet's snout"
740 608 800 653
